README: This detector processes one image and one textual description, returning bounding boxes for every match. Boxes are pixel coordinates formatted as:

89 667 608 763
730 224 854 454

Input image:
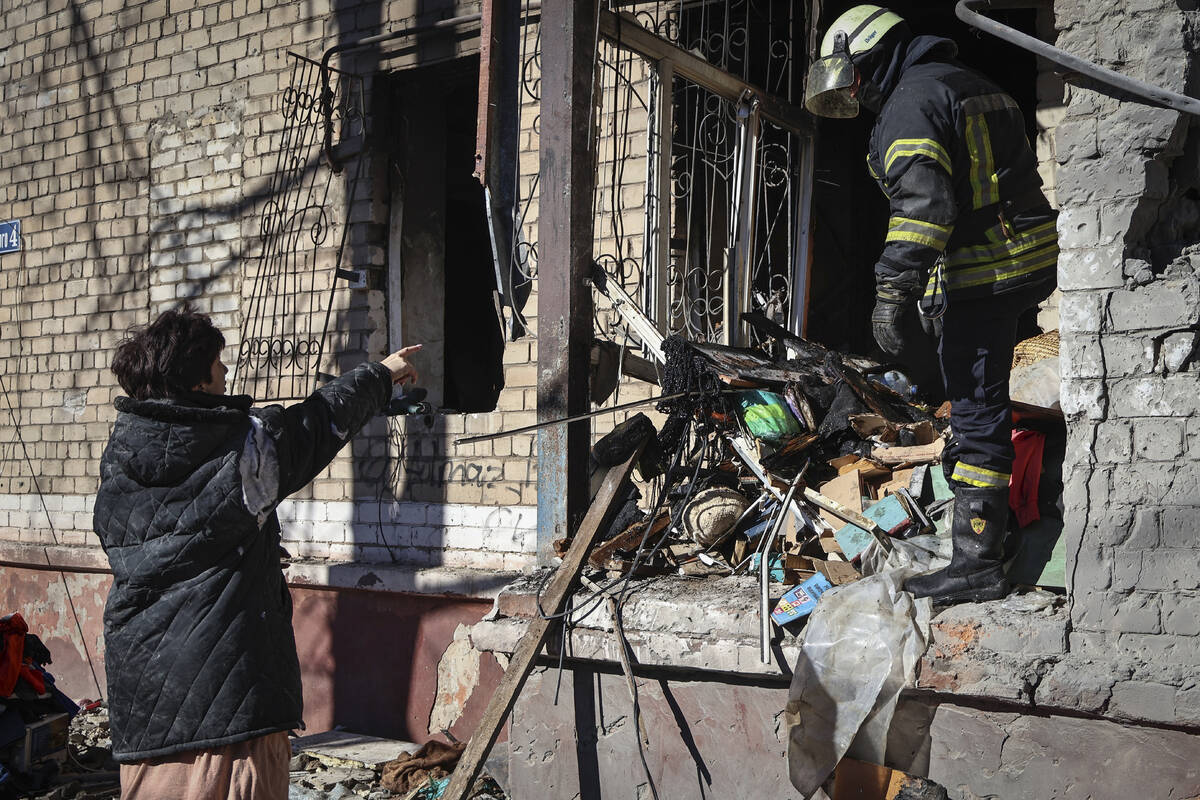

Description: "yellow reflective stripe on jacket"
946 220 1058 267
923 259 945 299
943 220 1059 292
885 216 953 250
951 462 1011 489
960 93 1015 210
946 247 1058 291
964 114 999 209
884 138 953 176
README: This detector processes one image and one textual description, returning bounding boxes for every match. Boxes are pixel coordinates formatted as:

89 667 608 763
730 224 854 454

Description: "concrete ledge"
0 541 520 600
284 559 522 599
0 541 111 572
917 592 1068 705
474 573 802 678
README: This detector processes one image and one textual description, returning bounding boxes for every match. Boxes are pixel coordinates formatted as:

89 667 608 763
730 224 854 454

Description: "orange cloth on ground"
119 731 290 800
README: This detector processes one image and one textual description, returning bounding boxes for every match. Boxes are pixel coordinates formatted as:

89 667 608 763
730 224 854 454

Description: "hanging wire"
0 370 104 701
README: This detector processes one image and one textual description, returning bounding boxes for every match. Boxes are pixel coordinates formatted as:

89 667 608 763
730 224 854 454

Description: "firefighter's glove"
872 272 923 357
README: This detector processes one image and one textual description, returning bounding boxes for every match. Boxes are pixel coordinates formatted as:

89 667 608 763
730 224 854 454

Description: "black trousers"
936 286 1048 489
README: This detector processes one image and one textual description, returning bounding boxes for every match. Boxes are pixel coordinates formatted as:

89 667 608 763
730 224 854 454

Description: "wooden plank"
442 438 646 800
817 470 865 530
803 487 893 554
871 437 947 466
597 9 813 135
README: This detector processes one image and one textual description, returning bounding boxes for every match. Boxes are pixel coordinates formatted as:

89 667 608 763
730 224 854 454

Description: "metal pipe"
760 469 805 664
956 0 1200 118
452 391 688 446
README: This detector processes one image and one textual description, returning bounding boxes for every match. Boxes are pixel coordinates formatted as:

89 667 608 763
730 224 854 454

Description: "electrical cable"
0 370 104 702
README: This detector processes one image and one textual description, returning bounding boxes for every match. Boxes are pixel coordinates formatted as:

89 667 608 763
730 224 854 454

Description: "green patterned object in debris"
739 389 803 445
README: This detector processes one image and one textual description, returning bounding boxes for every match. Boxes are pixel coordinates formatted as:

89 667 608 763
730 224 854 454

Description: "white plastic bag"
785 538 944 797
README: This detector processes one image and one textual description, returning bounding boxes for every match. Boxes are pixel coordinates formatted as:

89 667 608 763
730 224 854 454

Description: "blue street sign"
0 220 19 254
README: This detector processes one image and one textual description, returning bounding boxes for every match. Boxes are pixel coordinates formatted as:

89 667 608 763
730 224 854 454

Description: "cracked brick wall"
1056 0 1200 695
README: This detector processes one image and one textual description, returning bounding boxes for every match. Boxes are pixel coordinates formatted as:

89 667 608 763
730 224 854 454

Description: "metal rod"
957 0 1200 118
597 9 813 134
453 391 688 446
761 470 805 664
589 268 667 363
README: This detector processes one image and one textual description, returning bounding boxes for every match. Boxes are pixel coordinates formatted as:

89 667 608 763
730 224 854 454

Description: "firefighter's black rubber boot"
904 485 1011 605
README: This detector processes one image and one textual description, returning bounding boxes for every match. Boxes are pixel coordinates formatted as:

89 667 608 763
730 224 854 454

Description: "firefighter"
806 5 1058 604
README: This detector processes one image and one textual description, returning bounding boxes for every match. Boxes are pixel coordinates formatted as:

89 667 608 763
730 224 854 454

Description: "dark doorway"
379 55 505 413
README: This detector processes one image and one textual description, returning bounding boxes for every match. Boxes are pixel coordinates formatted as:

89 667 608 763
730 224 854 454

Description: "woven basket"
1012 330 1059 369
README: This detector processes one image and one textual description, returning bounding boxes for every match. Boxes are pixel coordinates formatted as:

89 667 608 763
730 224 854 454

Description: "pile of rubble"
287 732 507 800
567 312 1064 643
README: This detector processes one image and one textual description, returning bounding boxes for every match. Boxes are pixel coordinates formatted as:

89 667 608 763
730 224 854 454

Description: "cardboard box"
832 494 914 561
771 573 834 625
817 470 866 529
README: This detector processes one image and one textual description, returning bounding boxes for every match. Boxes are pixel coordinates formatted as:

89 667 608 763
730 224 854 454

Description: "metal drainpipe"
957 0 1200 118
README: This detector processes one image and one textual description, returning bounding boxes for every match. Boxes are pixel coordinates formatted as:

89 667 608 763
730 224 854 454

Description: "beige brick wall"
0 0 669 569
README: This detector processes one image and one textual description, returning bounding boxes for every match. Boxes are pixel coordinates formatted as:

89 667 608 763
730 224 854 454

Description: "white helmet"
805 5 905 118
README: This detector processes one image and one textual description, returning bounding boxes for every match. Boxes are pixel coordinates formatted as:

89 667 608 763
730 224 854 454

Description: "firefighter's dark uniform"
866 36 1058 492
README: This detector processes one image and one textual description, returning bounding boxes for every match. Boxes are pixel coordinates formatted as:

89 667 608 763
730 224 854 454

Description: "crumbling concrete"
1054 0 1200 717
927 704 1200 800
475 573 803 676
478 576 1200 797
429 624 483 736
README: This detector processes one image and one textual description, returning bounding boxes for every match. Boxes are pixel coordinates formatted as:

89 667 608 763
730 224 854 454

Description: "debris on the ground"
291 730 419 774
10 711 507 800
832 757 950 800
564 321 1066 639
289 732 508 800
1 614 98 800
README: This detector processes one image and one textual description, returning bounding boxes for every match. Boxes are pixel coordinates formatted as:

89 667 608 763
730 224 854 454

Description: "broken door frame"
535 0 599 563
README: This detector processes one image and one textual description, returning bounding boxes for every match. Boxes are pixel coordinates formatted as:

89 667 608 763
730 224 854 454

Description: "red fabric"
19 664 45 695
0 612 28 696
1009 429 1045 528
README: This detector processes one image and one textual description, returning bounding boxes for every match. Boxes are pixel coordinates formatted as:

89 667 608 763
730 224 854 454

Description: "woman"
94 305 420 799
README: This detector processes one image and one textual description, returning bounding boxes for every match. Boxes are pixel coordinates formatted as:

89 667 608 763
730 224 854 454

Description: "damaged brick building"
1 0 1199 797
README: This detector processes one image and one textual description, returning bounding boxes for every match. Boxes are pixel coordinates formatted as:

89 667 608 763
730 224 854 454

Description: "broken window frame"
597 8 817 348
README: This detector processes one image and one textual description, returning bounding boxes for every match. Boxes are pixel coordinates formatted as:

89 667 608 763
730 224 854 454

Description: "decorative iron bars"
232 53 367 401
592 0 809 348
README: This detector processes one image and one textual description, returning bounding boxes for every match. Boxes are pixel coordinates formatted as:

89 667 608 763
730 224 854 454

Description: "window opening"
592 2 808 350
382 55 505 413
504 2 809 359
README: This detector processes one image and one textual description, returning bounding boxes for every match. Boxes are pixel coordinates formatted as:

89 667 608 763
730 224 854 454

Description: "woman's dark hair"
111 305 226 400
